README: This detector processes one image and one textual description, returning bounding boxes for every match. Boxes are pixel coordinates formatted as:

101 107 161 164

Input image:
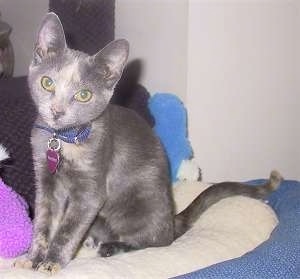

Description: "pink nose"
51 103 65 119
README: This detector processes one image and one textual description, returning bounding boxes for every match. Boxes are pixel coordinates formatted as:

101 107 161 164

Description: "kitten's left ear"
33 12 66 64
93 39 129 88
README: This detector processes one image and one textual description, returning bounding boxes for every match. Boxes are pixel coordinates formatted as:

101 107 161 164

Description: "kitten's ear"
33 12 66 64
93 39 129 88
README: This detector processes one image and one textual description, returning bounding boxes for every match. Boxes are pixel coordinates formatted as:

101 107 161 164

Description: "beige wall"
187 0 300 181
115 0 188 101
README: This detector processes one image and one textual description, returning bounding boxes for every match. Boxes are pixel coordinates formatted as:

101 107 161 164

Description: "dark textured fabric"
112 84 154 127
0 76 36 215
112 60 155 127
49 0 115 55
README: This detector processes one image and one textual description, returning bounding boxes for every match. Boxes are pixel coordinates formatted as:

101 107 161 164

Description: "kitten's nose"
51 103 65 120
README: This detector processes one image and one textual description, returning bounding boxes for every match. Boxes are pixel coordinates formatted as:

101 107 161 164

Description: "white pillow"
0 181 278 279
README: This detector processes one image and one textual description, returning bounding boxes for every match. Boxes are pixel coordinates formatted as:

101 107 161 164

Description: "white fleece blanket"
0 181 278 279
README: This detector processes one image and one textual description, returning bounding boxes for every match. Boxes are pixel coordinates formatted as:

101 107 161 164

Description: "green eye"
41 76 55 92
74 89 93 103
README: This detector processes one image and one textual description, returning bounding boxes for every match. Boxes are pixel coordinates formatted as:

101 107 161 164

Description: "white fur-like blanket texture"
0 181 278 279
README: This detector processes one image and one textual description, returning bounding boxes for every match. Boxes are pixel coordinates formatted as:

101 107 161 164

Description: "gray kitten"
14 13 282 275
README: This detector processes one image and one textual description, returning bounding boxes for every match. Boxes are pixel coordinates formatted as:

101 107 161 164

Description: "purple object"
47 149 60 174
0 178 33 258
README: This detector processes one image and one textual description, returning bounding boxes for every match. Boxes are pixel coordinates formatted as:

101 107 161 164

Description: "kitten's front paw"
83 236 98 249
13 258 33 269
36 261 61 275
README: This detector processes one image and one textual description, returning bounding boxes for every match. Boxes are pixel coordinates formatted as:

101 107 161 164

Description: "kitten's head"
29 13 129 129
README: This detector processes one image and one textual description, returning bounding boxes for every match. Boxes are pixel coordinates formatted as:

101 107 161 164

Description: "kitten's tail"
174 170 283 239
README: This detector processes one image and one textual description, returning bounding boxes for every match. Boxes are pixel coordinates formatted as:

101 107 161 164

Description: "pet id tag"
47 135 61 174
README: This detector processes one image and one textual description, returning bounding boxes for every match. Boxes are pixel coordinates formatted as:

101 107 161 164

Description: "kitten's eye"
41 76 55 93
74 89 93 103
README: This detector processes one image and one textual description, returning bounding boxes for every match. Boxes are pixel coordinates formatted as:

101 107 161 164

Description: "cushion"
175 179 300 279
0 181 277 278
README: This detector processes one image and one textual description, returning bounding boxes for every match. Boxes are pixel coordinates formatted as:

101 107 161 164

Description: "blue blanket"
174 180 300 279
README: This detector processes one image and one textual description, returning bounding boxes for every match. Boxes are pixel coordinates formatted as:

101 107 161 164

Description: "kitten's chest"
61 143 87 164
49 147 87 217
59 142 95 171
42 142 92 175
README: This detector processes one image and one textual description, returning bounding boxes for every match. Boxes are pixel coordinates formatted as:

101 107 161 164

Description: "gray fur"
174 170 282 239
24 13 282 274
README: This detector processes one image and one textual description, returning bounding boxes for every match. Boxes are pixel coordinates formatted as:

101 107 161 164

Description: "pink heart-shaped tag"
47 149 60 174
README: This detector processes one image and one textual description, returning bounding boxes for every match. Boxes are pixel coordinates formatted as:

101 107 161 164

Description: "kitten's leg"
91 218 136 257
98 224 174 257
14 185 51 269
28 166 56 269
99 242 134 257
37 196 102 274
83 216 118 249
98 229 172 258
28 200 51 268
98 189 174 257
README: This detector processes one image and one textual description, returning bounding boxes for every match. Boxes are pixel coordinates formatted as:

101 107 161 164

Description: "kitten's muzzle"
51 104 65 120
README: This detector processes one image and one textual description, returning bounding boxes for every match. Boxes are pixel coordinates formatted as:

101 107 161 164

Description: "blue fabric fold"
173 180 300 279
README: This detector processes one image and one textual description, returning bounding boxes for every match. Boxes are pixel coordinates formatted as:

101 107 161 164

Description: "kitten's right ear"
33 12 66 64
